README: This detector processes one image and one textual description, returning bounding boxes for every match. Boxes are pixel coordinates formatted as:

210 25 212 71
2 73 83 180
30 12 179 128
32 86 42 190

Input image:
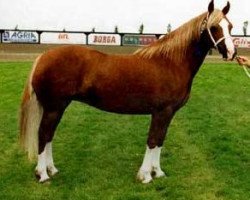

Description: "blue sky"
0 0 249 35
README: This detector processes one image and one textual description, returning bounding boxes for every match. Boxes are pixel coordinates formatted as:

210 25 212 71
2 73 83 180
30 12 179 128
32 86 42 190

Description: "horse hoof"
142 177 153 184
35 170 50 183
137 170 153 184
154 170 166 178
48 166 59 177
39 175 50 183
36 173 50 183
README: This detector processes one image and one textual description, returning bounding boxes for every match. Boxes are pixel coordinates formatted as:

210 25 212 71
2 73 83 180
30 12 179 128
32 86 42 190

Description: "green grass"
0 61 249 200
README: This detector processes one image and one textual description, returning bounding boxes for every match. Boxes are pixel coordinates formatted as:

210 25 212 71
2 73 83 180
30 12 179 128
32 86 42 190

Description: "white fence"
0 30 249 48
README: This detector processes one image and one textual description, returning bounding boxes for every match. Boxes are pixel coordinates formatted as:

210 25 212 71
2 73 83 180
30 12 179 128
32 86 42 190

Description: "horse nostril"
227 49 237 60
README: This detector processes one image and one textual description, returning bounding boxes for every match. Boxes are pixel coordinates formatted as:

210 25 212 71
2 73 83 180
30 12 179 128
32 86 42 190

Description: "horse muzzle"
222 48 237 61
226 48 237 61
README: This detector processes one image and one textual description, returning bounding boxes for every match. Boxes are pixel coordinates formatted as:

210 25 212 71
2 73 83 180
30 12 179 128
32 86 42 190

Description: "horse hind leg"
45 142 58 176
35 105 68 182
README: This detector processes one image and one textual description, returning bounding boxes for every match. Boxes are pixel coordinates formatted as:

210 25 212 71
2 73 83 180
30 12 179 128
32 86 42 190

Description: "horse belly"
97 99 153 114
76 84 165 114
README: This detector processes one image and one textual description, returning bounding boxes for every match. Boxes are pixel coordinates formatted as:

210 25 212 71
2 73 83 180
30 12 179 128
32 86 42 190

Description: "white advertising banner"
2 31 38 43
232 37 250 48
41 32 86 44
88 34 121 46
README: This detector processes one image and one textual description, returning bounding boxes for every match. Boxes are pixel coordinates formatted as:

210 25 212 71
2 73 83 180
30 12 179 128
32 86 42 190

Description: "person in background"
236 56 250 68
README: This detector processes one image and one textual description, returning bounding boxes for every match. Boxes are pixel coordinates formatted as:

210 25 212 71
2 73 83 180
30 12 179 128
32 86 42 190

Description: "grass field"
0 61 249 200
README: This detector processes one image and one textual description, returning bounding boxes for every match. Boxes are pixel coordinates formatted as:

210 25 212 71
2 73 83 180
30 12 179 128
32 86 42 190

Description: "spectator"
236 56 250 68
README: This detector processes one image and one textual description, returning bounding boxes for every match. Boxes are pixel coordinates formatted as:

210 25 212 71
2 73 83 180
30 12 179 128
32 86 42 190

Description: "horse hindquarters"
20 57 69 182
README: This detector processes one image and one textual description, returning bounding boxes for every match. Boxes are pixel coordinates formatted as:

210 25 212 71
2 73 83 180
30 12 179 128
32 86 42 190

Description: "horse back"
32 45 190 113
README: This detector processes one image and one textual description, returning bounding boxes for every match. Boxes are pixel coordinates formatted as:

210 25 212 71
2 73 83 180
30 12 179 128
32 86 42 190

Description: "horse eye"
210 26 218 32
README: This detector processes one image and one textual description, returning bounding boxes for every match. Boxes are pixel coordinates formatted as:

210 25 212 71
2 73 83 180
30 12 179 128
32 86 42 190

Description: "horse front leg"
137 108 174 183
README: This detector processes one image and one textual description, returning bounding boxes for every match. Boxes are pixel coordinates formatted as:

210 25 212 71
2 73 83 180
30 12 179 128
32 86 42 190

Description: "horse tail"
20 56 43 160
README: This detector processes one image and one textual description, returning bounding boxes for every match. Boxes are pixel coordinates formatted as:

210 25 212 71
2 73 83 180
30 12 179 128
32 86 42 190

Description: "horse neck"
185 34 211 76
162 13 210 75
136 13 210 77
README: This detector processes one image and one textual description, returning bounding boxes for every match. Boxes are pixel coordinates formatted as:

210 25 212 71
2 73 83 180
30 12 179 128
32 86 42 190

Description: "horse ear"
222 1 230 15
208 0 214 16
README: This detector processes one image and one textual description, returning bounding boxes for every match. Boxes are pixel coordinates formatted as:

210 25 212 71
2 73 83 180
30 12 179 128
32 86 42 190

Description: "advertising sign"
123 34 157 46
2 31 38 43
88 34 121 46
232 37 250 48
41 32 86 44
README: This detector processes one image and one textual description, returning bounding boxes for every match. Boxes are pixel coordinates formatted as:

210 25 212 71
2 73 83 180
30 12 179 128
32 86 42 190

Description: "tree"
139 24 144 34
167 23 172 34
243 21 248 36
114 26 119 33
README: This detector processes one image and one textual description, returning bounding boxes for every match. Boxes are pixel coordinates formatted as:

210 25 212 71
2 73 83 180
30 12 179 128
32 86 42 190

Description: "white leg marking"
219 19 235 60
151 146 165 178
45 142 58 176
137 146 165 183
138 146 153 183
35 150 50 182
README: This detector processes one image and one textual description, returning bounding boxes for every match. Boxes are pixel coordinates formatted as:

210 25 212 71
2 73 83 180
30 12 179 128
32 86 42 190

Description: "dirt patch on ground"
0 44 249 62
0 44 139 62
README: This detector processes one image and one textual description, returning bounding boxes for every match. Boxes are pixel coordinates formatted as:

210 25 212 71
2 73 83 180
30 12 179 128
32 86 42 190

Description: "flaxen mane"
134 10 224 60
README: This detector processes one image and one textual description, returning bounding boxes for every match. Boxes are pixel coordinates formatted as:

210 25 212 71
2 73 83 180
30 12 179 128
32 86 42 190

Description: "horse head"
201 0 236 60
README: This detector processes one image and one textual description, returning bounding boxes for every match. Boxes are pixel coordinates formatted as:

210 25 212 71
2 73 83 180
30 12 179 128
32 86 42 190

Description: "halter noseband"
201 14 228 49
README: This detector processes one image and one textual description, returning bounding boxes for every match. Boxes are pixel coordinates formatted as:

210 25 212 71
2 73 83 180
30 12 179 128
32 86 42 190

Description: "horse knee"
147 132 166 149
147 138 158 149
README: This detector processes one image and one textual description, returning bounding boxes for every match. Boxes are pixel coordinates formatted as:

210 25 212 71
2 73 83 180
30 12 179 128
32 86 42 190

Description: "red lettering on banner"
233 37 250 48
58 33 69 40
139 36 157 45
93 35 116 44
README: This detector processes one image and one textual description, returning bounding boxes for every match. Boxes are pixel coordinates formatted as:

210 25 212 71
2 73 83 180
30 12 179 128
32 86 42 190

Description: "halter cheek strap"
207 28 227 49
201 14 228 49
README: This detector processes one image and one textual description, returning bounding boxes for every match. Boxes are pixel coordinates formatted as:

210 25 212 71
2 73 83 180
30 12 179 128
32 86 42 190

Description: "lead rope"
242 65 250 78
235 56 250 79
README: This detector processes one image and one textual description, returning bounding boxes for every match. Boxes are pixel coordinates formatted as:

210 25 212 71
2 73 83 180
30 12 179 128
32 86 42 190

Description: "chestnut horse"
20 0 236 183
